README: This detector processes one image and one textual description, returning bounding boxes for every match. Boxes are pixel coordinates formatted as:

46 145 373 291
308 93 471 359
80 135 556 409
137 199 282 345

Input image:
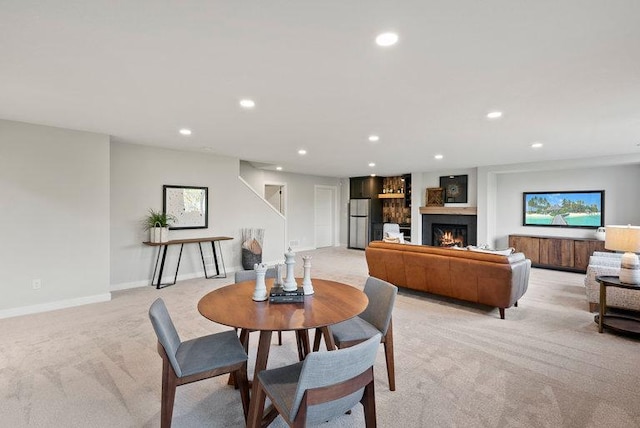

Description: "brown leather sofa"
365 241 531 319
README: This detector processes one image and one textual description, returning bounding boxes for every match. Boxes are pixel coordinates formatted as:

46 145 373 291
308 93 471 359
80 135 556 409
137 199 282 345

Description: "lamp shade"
604 225 640 253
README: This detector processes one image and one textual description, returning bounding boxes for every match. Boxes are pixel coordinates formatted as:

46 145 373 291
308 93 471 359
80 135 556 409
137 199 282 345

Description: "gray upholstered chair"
252 333 381 427
313 276 398 391
148 298 250 428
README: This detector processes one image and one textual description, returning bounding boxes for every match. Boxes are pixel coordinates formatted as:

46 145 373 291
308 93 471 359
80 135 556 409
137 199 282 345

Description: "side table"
595 275 640 336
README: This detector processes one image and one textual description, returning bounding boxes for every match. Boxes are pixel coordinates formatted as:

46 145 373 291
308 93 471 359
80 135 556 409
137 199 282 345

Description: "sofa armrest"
510 258 531 305
584 265 620 302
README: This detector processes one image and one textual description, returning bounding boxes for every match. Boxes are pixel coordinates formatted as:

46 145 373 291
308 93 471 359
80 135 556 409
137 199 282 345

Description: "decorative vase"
595 227 606 241
252 263 268 301
302 256 314 295
283 247 298 292
150 227 169 243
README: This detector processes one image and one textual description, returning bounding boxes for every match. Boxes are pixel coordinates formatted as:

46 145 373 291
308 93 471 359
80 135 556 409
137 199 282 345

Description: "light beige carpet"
1 246 639 427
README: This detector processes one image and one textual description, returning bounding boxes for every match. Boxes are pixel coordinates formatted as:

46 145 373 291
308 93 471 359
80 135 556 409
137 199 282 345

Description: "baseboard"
110 266 242 291
0 293 112 320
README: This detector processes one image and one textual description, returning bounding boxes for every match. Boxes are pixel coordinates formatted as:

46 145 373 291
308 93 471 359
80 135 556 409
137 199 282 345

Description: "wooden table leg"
320 326 336 351
247 330 272 428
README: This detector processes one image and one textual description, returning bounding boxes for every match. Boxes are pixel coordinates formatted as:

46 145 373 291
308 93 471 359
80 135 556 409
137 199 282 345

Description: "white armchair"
584 252 640 312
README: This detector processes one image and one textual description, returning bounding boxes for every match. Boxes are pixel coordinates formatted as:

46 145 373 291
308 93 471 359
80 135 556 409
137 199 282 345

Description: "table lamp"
604 225 640 285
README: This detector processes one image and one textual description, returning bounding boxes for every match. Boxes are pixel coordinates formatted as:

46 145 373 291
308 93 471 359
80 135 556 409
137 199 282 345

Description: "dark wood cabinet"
350 176 383 199
509 234 605 273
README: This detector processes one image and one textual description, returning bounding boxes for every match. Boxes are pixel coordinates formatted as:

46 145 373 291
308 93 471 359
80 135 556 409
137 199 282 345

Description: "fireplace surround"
423 214 477 246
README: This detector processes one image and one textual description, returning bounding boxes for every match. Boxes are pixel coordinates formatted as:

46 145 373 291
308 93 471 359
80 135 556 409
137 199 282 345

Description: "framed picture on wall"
426 187 445 206
439 175 468 203
163 185 208 229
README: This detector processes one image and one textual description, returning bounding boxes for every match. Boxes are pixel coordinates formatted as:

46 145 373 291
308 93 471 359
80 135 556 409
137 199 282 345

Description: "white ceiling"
1 1 639 177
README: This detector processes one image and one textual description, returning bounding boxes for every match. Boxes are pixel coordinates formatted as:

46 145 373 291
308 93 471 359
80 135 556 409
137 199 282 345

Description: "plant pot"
150 227 169 243
594 227 606 241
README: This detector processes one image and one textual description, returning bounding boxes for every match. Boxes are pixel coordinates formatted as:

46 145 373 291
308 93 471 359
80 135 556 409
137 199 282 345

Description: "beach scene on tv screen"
524 192 602 227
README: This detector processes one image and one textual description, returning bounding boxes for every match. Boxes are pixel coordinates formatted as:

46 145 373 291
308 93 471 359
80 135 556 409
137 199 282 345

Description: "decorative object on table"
269 285 305 303
144 209 176 243
163 185 208 229
273 263 284 287
283 247 298 291
241 228 264 270
605 225 640 285
426 187 445 207
595 227 606 241
439 174 468 203
252 263 268 301
302 255 314 295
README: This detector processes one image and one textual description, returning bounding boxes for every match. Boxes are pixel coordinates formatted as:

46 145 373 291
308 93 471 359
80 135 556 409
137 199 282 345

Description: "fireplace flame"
439 231 465 247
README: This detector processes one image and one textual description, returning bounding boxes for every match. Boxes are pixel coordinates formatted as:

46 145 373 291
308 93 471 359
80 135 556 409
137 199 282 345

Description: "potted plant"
144 209 176 243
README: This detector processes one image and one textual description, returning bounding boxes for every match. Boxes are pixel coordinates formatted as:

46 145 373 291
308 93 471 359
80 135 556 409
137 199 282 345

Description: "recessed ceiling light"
276 166 283 171
368 135 380 142
370 174 377 177
486 111 503 119
435 154 444 160
368 162 376 167
531 142 543 149
239 99 255 108
298 149 307 155
376 32 399 47
179 129 192 136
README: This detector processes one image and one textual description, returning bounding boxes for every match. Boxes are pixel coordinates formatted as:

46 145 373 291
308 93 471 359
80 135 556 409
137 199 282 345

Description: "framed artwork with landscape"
522 190 604 228
163 185 208 229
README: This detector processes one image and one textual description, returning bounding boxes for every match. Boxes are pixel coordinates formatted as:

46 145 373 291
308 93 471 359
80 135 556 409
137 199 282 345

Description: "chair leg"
235 364 251 422
383 320 395 391
161 357 178 428
360 376 377 427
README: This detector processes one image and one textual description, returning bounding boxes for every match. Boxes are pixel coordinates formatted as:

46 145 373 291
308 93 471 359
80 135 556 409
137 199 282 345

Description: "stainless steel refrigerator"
349 199 371 249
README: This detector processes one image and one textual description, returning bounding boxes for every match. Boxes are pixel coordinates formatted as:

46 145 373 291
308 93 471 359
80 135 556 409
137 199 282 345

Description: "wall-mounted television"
523 190 604 228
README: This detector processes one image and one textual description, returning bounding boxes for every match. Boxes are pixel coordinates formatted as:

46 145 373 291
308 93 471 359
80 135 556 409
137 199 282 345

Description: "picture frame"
426 187 445 206
163 185 208 229
522 190 604 228
439 174 468 203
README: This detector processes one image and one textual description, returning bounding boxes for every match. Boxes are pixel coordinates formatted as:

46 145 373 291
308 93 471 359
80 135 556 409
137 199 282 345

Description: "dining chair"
251 333 382 428
148 298 250 428
313 276 398 391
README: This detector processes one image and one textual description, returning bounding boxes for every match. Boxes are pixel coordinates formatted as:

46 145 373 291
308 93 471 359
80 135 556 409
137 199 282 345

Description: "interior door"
315 186 334 248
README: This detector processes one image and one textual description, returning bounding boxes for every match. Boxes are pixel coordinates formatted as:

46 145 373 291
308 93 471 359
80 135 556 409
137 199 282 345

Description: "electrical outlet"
32 279 42 290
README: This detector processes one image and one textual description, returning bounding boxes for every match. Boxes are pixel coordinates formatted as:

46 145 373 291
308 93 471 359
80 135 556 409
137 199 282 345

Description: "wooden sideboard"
508 234 605 273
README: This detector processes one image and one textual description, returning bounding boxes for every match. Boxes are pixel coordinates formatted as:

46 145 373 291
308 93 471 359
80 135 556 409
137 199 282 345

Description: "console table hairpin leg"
151 243 184 289
198 240 227 279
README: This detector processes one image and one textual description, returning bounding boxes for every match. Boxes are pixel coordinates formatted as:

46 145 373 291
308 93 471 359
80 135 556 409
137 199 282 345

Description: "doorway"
265 184 285 216
315 185 337 248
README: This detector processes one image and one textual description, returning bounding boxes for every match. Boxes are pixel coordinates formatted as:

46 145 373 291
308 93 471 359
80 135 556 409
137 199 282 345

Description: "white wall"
238 164 343 251
491 164 640 248
0 120 110 316
110 143 286 289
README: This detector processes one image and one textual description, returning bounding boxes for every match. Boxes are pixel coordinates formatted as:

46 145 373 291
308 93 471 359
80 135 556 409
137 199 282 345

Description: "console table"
509 234 605 273
595 275 640 336
143 236 232 289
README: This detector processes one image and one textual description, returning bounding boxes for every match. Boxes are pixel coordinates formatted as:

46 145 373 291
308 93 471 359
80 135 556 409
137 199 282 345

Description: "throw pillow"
468 246 515 256
385 231 405 244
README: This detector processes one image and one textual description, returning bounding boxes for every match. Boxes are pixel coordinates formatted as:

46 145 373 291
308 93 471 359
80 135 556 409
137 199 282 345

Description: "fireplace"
422 213 477 246
433 224 467 247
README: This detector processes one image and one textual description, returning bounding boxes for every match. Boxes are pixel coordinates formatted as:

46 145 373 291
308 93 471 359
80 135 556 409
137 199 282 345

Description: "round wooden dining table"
198 278 368 428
